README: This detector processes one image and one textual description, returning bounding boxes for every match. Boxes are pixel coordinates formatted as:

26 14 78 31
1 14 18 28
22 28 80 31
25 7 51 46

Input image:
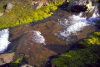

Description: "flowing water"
0 29 10 53
56 6 100 41
0 5 100 54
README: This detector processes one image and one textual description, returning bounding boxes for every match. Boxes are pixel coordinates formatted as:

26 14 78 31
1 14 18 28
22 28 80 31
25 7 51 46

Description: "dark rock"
67 0 94 12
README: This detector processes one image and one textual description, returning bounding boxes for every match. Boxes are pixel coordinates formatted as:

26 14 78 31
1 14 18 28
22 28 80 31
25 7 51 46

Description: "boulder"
5 3 14 13
0 53 15 66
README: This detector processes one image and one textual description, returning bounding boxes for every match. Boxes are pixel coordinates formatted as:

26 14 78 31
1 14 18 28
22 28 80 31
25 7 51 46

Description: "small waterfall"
0 29 10 53
56 5 100 41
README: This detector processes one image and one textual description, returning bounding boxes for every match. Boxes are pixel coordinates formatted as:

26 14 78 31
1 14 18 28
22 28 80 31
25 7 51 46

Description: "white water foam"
32 31 46 45
59 14 89 38
58 6 100 39
0 29 10 53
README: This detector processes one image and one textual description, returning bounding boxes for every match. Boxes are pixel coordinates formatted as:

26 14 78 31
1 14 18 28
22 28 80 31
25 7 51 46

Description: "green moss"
10 54 24 67
80 32 100 47
52 45 100 67
0 1 63 29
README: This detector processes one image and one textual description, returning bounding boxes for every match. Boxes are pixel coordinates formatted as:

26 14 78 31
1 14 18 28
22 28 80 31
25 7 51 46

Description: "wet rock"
68 0 93 12
0 53 14 66
32 21 69 53
76 26 96 40
9 20 69 66
14 30 56 66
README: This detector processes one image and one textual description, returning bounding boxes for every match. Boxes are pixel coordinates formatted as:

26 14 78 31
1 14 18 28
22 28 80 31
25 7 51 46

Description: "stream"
0 4 100 67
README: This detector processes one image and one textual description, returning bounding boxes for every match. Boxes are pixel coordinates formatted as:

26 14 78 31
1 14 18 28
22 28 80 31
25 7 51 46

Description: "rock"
0 53 15 66
32 0 49 10
21 64 33 67
14 30 56 66
68 0 94 12
5 3 14 13
76 26 96 40
0 13 3 16
8 20 69 66
6 3 14 10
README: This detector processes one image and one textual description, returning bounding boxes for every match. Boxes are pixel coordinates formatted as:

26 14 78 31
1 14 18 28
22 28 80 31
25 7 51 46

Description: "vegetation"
0 1 63 29
80 32 100 47
10 54 24 67
52 32 100 67
52 46 100 67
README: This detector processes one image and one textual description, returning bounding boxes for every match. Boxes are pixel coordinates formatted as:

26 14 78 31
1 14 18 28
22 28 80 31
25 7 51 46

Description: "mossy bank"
0 0 63 29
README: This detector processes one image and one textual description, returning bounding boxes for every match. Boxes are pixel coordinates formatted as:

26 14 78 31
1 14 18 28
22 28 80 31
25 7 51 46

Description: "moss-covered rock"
80 32 100 47
52 45 100 67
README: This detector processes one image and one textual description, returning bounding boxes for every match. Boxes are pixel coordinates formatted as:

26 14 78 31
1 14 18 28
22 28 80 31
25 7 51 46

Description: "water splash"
57 6 100 40
0 29 10 53
32 31 46 45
